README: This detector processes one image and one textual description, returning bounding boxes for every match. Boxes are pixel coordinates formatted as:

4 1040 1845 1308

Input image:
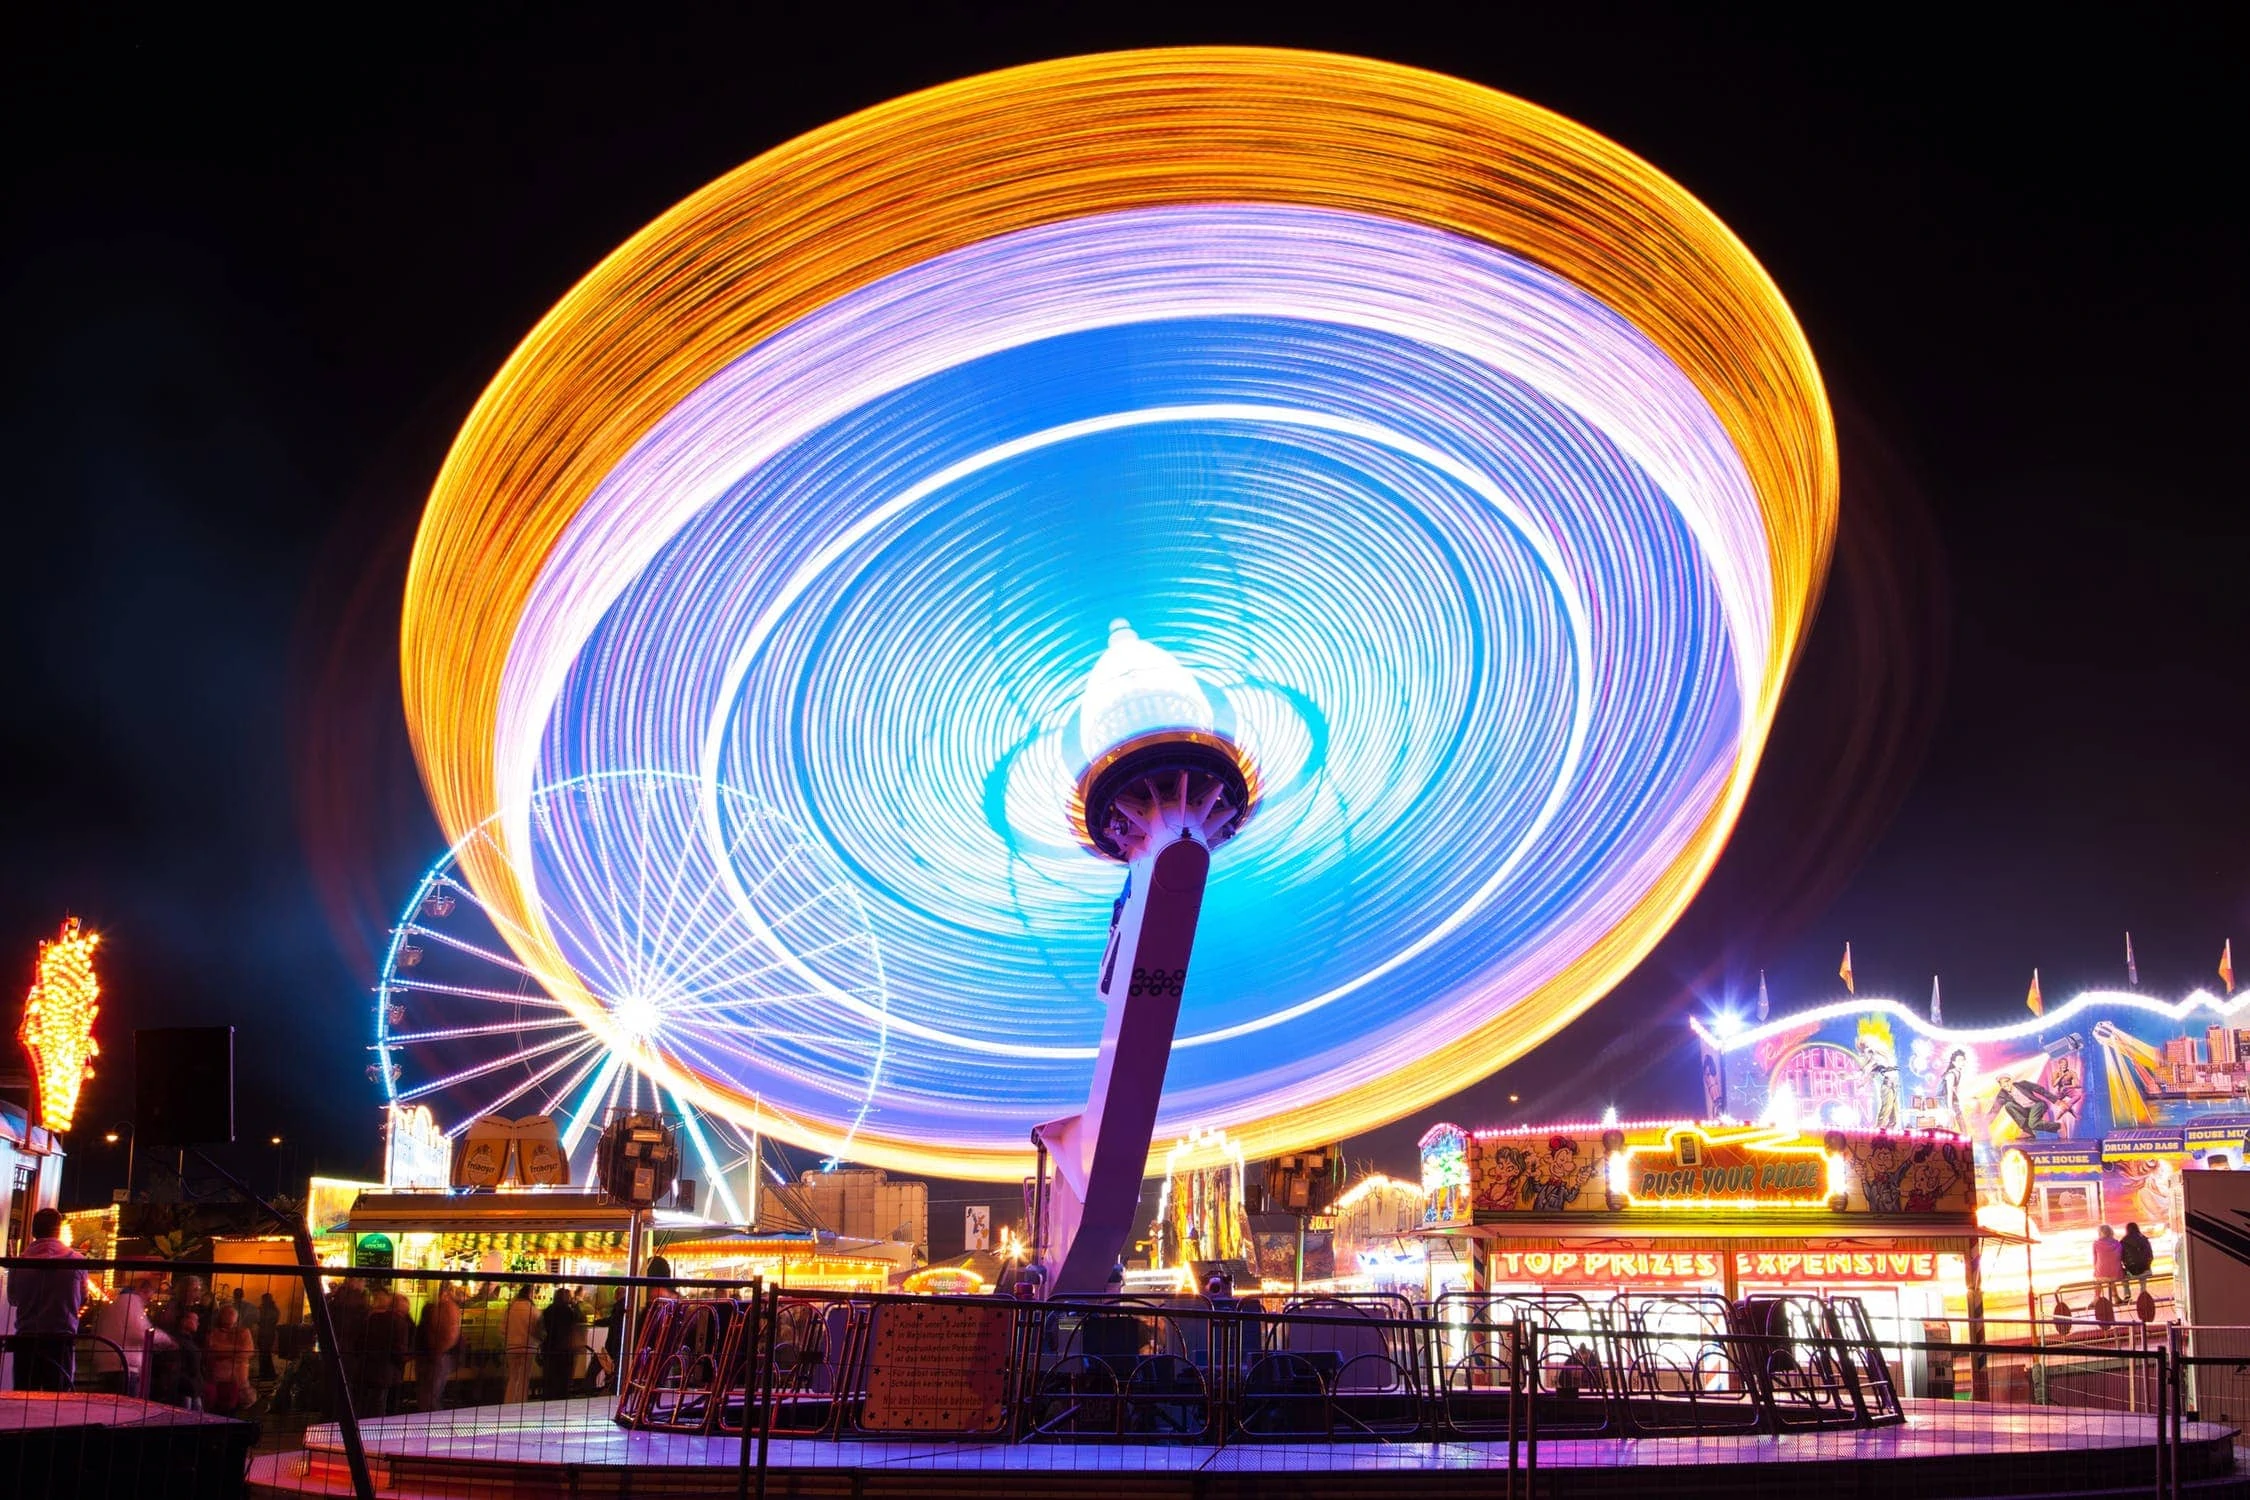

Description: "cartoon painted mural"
1695 989 2250 1232
1418 1122 1974 1221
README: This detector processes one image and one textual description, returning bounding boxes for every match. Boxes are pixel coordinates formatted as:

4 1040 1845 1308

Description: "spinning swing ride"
382 48 1835 1278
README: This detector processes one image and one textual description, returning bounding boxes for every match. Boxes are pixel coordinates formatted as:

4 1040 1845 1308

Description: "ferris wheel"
371 770 891 1222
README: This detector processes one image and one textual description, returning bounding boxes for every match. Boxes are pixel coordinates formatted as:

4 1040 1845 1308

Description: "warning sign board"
859 1301 1013 1433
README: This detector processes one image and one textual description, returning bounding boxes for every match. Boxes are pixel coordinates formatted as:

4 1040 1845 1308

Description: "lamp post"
270 1135 286 1198
103 1122 135 1204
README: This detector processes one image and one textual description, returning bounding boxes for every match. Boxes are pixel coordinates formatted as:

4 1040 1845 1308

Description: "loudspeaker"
675 1178 697 1214
135 1027 235 1145
595 1112 677 1208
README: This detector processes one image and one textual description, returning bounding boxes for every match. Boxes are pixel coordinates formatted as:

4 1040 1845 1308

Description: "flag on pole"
1757 970 1770 1023
2225 941 2237 995
1930 975 1942 1025
2126 931 2138 989
1840 943 1855 995
2027 968 2044 1017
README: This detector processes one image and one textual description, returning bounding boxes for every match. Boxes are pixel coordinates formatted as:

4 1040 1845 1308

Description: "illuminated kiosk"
1033 620 1257 1292
1419 1119 1988 1394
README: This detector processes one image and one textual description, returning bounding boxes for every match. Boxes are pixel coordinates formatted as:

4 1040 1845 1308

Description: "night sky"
5 9 2242 1225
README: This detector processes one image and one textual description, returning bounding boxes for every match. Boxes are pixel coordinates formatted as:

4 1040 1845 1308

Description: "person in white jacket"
502 1284 540 1404
87 1274 159 1394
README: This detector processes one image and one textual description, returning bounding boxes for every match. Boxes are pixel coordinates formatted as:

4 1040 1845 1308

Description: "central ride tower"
1034 619 1257 1294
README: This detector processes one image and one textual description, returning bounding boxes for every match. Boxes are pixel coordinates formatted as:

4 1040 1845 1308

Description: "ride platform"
247 1396 2243 1499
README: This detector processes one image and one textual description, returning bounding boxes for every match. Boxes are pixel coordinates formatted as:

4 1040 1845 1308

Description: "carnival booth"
1420 1119 1985 1390
1692 989 2250 1323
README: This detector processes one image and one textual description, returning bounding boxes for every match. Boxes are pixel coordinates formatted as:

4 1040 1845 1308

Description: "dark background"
4 7 2242 1242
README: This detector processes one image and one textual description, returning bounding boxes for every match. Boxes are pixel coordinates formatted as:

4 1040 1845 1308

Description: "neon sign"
1613 1126 1839 1210
20 918 101 1133
1489 1250 1721 1283
1735 1250 1939 1283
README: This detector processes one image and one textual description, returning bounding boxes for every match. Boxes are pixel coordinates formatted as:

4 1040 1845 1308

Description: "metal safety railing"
1 1256 2231 1500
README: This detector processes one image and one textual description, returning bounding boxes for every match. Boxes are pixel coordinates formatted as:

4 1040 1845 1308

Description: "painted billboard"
1417 1120 1975 1224
1694 988 2250 1234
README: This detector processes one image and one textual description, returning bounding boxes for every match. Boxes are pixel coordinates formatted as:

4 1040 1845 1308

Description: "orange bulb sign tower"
20 917 101 1132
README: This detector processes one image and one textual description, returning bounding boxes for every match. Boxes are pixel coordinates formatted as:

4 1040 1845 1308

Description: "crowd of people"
316 1273 640 1414
5 1207 649 1417
5 1208 281 1410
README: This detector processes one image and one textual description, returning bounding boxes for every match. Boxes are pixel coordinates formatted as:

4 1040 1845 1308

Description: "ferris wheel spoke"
629 846 780 994
556 1049 629 1158
577 790 656 1002
461 830 647 1006
448 1035 607 1130
384 1016 589 1045
643 813 835 994
396 923 553 981
386 978 576 1010
633 794 715 988
530 1038 615 1122
398 1030 592 1102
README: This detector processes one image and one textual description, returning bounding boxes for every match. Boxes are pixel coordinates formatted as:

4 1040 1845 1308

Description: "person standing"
254 1292 280 1381
88 1272 158 1394
357 1291 408 1418
206 1304 257 1414
502 1284 540 1404
595 1291 625 1392
6 1209 90 1391
169 1309 207 1409
539 1286 584 1399
417 1282 462 1413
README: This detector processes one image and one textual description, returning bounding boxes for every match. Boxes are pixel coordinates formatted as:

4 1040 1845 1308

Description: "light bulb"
1075 618 1213 765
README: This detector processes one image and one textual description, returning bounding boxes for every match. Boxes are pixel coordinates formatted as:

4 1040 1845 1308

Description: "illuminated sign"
1419 1124 1472 1228
20 918 101 1132
306 1177 384 1238
1488 1250 1720 1283
1735 1250 1940 1283
383 1103 451 1191
1615 1127 1837 1209
1998 1146 2033 1207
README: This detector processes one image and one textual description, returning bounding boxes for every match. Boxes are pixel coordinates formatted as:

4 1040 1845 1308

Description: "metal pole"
1965 1239 1990 1400
1522 1317 1539 1488
2155 1343 2170 1498
624 1205 649 1381
2026 1232 2044 1401
2170 1324 2185 1500
747 1277 774 1500
747 1126 760 1230
1294 1215 1305 1294
755 1281 779 1500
